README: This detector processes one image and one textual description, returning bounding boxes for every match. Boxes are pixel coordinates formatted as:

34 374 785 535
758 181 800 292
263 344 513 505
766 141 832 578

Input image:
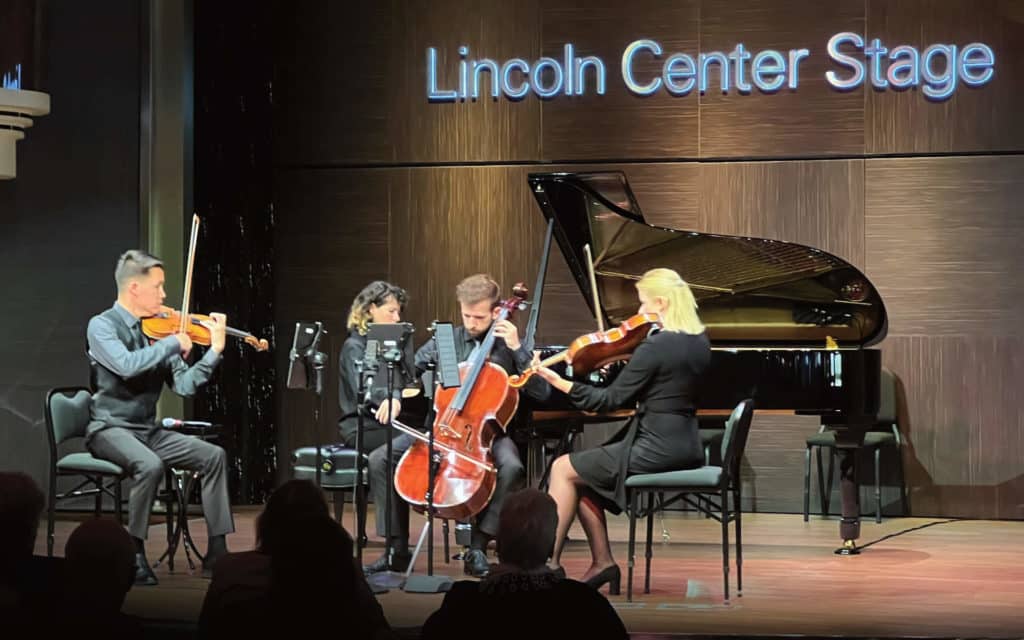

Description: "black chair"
803 368 909 523
291 444 370 543
624 399 755 604
44 387 125 556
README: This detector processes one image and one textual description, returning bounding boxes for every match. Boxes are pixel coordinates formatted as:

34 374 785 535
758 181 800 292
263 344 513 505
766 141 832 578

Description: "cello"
392 284 528 521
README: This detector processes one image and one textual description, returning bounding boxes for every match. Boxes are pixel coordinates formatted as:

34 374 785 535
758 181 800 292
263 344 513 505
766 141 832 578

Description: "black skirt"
569 412 704 514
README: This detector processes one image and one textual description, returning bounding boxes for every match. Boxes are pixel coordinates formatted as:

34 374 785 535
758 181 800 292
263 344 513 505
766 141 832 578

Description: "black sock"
133 536 147 556
207 534 227 558
470 529 491 552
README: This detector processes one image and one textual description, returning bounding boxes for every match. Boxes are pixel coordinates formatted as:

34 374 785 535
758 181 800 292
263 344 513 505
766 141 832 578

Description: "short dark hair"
115 250 164 291
496 488 558 569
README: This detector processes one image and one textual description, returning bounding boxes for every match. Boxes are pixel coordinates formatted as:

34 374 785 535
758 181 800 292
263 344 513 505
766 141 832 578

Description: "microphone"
161 418 214 429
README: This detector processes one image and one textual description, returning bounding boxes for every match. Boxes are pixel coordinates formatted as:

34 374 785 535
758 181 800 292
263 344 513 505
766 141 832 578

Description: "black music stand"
287 322 328 488
403 321 460 593
365 322 416 592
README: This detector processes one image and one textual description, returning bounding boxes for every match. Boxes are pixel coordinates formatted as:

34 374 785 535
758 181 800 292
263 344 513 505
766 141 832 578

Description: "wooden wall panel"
272 1 395 164
273 169 394 468
866 0 1024 154
865 157 1024 336
883 337 1024 520
540 0 700 160
699 159 866 267
699 0 865 157
389 0 542 162
389 166 549 345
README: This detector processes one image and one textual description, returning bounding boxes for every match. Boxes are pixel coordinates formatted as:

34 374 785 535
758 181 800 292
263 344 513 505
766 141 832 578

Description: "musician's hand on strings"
200 312 228 354
375 398 401 424
493 319 521 350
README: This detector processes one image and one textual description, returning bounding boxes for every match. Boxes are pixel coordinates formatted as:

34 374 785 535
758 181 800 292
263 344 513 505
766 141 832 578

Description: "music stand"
364 322 415 592
287 322 328 487
403 321 460 593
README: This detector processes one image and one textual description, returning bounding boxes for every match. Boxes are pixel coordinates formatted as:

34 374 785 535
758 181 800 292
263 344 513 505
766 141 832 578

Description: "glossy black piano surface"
524 171 889 547
526 171 885 420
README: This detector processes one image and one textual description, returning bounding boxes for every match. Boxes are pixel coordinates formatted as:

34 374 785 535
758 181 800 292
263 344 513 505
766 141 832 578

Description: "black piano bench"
291 445 369 539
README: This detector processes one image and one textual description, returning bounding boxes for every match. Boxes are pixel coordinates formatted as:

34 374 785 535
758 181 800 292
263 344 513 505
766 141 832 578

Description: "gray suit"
85 302 234 540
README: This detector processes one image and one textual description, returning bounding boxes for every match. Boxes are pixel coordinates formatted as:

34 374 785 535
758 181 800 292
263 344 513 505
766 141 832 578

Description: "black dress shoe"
463 549 490 578
584 564 621 596
134 553 159 586
363 550 412 575
551 566 566 580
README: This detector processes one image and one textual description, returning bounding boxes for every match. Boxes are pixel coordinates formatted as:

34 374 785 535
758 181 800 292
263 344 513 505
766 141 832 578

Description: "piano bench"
291 445 369 538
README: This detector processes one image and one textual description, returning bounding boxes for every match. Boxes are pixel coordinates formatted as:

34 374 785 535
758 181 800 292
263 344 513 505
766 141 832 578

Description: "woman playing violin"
85 250 234 587
532 268 710 594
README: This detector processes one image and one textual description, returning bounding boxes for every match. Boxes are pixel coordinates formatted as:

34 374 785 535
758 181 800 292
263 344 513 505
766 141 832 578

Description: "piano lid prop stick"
583 243 605 332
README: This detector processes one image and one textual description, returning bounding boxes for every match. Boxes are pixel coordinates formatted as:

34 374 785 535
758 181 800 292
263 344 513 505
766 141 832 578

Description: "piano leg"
834 445 861 555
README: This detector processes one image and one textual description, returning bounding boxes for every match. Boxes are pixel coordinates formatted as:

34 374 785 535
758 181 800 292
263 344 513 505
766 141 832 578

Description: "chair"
803 368 909 524
44 387 125 556
291 444 372 545
624 399 755 604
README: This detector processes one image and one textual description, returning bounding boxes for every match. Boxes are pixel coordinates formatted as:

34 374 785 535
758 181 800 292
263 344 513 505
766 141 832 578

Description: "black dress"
567 329 711 514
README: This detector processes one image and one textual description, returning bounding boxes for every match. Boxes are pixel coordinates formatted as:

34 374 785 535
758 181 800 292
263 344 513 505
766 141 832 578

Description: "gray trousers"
87 426 235 540
367 432 525 546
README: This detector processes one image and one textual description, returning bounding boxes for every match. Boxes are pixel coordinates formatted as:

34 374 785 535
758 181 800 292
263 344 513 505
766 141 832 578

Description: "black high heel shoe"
584 564 621 595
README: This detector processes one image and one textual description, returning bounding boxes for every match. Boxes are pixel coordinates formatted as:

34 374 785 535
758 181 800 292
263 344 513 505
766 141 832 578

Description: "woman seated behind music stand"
421 488 627 640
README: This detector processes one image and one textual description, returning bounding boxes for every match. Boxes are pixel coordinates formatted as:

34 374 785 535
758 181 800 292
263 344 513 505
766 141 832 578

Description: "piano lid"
528 171 887 348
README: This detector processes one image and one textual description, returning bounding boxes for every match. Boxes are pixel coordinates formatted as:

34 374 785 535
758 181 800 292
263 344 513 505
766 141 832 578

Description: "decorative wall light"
1 0 49 179
1 64 50 179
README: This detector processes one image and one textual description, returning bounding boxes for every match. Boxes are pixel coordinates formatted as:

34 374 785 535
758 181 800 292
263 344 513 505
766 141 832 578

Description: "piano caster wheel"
834 539 861 556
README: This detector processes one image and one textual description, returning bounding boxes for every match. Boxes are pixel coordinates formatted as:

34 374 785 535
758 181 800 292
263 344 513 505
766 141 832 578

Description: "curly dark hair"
346 280 409 335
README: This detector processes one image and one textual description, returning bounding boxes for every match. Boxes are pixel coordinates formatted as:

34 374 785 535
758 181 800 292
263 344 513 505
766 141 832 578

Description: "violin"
144 214 270 354
391 284 529 521
508 313 660 388
142 306 269 352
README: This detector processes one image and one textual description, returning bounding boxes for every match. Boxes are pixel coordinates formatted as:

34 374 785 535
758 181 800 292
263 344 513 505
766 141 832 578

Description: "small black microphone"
161 418 214 428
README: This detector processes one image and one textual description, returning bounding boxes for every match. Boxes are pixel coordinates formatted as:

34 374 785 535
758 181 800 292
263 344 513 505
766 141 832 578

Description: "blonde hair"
345 281 408 336
636 268 705 335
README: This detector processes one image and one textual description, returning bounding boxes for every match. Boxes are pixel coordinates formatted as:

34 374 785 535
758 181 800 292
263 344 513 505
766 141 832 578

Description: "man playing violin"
85 250 234 586
364 274 545 579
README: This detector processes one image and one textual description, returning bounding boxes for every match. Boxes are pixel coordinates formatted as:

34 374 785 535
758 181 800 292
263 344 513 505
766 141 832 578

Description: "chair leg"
734 487 743 597
815 446 827 515
721 488 730 604
443 519 451 563
803 445 811 522
823 448 836 515
94 475 102 517
114 479 123 525
644 492 654 594
47 471 57 557
333 490 345 524
896 443 909 516
627 490 638 602
874 447 882 524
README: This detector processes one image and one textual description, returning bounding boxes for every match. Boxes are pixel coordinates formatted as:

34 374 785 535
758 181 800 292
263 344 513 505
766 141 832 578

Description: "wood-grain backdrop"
272 0 1024 519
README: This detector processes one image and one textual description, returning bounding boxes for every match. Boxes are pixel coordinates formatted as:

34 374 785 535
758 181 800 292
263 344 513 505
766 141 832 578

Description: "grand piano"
522 171 887 553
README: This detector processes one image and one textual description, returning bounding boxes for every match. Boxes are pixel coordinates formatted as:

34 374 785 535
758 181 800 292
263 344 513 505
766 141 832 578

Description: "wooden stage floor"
39 507 1024 638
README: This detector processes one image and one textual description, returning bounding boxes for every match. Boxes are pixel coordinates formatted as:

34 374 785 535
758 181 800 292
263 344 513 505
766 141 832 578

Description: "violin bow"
179 214 201 335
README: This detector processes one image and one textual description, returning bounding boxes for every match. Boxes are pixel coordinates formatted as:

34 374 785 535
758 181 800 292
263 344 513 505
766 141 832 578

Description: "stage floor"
39 506 1024 638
